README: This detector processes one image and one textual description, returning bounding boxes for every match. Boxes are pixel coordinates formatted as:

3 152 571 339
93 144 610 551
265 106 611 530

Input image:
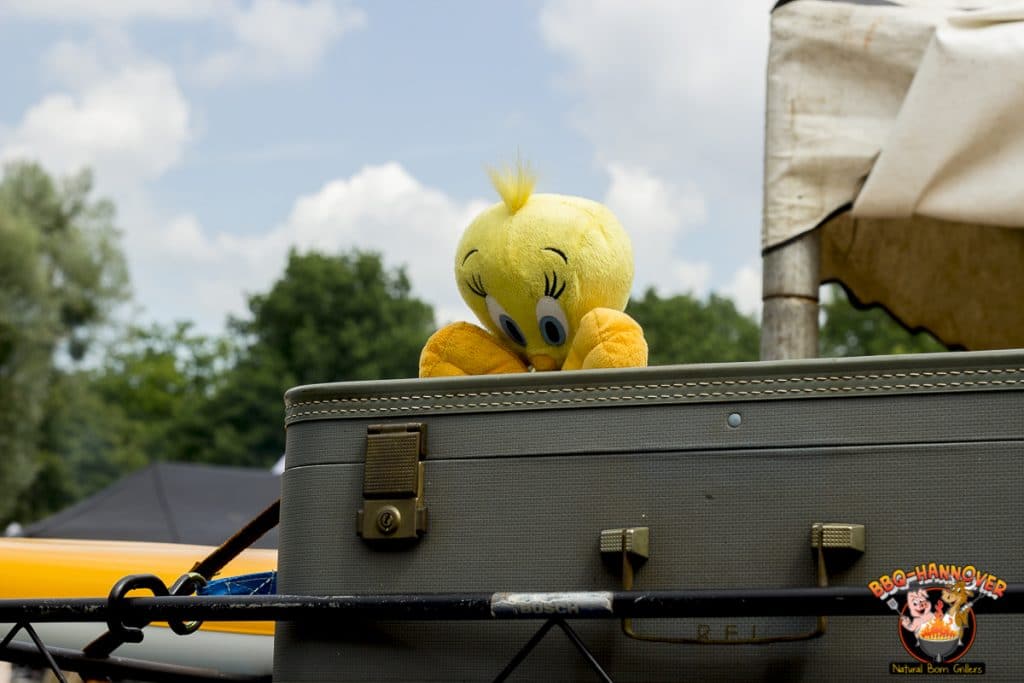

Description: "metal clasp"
357 423 429 542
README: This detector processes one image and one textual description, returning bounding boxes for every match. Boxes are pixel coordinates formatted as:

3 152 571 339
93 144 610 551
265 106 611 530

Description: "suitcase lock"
357 423 429 542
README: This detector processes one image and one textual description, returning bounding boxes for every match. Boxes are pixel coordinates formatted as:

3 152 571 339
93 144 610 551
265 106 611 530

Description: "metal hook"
168 571 208 634
104 574 170 644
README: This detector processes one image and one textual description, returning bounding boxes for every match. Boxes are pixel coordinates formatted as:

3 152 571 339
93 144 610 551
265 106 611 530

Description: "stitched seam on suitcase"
285 373 1024 419
288 366 1024 409
286 366 1022 409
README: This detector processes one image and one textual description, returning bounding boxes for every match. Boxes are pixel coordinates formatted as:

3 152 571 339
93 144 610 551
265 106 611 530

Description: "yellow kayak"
1 537 276 675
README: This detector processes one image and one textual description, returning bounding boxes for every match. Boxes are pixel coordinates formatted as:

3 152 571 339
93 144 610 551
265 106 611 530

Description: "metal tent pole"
761 229 820 360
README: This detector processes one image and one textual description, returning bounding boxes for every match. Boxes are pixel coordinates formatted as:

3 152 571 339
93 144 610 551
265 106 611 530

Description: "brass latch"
357 423 428 542
811 522 865 554
599 527 649 561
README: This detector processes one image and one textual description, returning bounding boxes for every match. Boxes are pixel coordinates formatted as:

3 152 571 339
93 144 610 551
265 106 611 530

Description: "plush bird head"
454 164 634 370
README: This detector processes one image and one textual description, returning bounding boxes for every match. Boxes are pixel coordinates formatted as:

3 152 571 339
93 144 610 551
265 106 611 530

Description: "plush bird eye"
535 296 569 346
486 295 527 347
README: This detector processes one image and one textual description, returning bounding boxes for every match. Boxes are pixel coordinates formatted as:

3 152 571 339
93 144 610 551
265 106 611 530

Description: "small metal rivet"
727 413 742 428
376 506 401 535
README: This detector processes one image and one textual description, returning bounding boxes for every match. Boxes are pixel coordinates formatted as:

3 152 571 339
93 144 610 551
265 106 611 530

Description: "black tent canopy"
24 462 280 548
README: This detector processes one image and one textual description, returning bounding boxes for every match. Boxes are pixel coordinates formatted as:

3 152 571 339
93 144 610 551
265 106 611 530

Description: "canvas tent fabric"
765 0 1024 349
23 462 280 548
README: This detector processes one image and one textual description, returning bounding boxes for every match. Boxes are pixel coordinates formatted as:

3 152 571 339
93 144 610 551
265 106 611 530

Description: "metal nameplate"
490 591 614 617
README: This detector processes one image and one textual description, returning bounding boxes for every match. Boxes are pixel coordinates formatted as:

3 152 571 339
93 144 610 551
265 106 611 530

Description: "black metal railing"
3 584 1023 683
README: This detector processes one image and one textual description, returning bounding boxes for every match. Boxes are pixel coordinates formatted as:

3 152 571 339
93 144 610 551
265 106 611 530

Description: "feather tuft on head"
488 160 536 214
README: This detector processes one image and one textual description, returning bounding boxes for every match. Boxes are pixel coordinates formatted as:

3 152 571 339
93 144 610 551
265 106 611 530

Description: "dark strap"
189 499 280 581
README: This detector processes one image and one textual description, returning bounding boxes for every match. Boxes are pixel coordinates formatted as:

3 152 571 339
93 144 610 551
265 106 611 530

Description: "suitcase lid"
284 349 1024 426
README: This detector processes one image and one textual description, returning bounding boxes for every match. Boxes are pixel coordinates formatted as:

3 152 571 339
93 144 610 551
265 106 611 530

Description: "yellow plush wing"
560 308 648 371
419 322 529 377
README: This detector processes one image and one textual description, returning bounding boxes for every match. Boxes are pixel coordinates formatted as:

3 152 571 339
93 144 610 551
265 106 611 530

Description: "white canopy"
765 0 1024 350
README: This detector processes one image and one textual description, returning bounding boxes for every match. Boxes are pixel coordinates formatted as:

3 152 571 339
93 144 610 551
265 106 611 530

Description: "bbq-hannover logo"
868 563 1005 674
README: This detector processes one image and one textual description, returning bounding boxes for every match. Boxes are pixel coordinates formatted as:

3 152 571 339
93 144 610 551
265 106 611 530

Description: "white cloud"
41 30 139 88
142 164 723 333
604 162 706 240
672 261 713 298
539 0 767 172
723 264 762 319
0 0 217 23
42 40 108 87
0 37 198 333
122 162 746 335
4 0 364 86
0 2 372 334
602 161 709 299
128 163 489 332
281 163 488 299
196 0 367 85
0 62 190 186
158 214 219 263
540 0 770 307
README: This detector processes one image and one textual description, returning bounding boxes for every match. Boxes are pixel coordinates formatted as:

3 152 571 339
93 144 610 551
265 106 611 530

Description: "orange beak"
529 354 559 372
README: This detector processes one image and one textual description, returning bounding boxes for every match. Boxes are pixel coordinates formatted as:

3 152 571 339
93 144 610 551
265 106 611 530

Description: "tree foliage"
169 250 436 468
5 243 436 525
0 162 128 521
819 285 946 357
9 323 233 523
240 250 434 384
627 288 760 365
628 285 945 365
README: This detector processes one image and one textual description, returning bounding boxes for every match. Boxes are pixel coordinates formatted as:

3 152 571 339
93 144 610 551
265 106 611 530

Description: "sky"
0 0 771 335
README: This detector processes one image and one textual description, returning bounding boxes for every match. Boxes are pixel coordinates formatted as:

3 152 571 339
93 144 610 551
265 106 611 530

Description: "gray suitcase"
274 351 1024 682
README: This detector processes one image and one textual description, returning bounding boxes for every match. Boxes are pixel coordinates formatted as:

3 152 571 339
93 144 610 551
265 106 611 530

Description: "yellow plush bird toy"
419 164 647 377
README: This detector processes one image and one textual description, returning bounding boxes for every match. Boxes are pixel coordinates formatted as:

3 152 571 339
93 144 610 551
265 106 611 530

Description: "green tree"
627 288 760 365
12 370 137 522
11 322 235 524
93 322 233 457
820 284 946 357
0 162 129 522
242 250 433 384
172 250 435 467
